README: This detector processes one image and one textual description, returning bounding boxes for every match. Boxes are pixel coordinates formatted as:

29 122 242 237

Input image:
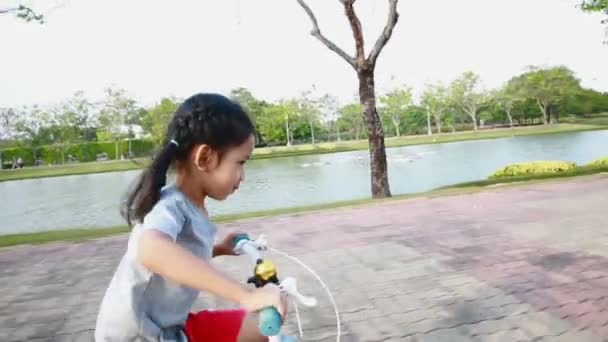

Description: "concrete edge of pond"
1 172 607 250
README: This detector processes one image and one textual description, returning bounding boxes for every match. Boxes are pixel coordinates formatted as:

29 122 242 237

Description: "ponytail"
121 139 179 226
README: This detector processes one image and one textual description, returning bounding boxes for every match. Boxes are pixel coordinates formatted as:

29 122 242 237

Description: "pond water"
1 130 607 234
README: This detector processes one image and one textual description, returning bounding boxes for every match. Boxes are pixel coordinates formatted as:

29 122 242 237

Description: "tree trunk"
548 104 557 124
391 116 400 137
426 112 432 136
469 113 478 130
506 109 514 128
295 0 398 199
115 140 119 159
254 128 264 146
537 98 548 124
285 114 291 146
434 113 442 133
309 121 315 144
358 68 391 198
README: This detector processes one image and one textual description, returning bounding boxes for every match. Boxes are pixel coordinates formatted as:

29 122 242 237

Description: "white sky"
1 0 606 109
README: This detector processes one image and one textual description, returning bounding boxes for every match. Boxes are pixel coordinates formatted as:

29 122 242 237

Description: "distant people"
11 158 23 169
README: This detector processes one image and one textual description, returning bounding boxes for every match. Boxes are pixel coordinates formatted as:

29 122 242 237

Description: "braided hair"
121 93 254 226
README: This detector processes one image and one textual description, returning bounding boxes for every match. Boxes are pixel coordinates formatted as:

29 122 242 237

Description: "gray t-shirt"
95 184 217 342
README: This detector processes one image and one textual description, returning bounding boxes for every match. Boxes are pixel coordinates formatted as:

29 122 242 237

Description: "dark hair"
121 93 254 226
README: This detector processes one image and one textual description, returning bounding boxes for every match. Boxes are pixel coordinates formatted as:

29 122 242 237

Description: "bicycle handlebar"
232 234 283 336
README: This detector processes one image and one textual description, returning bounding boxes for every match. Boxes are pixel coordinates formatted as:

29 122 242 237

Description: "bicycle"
232 234 341 342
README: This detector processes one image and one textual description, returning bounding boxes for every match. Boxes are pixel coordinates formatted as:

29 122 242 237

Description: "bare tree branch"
0 5 44 23
0 7 19 14
368 0 399 65
295 0 356 68
342 0 366 65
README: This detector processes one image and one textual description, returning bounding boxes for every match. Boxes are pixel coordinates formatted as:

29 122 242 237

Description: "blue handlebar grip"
258 307 282 336
232 234 250 249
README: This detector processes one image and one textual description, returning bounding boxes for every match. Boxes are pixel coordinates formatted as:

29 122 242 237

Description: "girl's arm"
212 245 223 258
137 229 248 304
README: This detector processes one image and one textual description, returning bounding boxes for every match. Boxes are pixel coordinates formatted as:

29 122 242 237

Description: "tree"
401 105 429 135
317 93 341 141
142 97 179 145
580 0 608 43
50 91 94 163
256 101 298 145
13 105 49 143
493 82 522 128
0 5 44 24
450 71 486 130
421 83 449 134
378 86 412 137
297 90 322 144
294 0 400 198
61 91 94 137
581 0 608 10
511 66 582 124
338 103 364 140
12 105 59 165
98 87 137 158
0 107 19 141
230 88 268 145
563 88 608 114
3 95 93 164
283 99 301 146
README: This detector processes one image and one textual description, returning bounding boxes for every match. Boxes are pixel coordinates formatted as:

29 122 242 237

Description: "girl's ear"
193 144 219 172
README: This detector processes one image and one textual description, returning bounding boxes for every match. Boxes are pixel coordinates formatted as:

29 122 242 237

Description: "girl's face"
190 134 255 202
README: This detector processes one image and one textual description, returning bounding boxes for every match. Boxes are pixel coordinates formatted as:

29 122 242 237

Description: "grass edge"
2 170 607 249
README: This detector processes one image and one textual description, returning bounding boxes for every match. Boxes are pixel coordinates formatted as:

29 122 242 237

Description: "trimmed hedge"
489 160 578 179
488 157 608 181
0 139 156 168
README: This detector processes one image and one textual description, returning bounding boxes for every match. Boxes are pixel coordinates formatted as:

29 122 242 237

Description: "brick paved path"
1 175 608 341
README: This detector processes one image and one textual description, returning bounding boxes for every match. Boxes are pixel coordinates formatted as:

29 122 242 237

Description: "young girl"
95 93 285 342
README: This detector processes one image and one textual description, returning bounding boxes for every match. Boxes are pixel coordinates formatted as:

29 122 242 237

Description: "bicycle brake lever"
279 277 317 307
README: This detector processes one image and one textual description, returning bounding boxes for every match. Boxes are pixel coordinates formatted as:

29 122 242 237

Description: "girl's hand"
240 284 287 318
213 231 245 257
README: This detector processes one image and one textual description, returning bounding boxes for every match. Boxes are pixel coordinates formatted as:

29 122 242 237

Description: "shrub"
489 160 577 179
587 156 608 167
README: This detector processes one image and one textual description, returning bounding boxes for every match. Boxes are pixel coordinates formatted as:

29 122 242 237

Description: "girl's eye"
239 160 247 165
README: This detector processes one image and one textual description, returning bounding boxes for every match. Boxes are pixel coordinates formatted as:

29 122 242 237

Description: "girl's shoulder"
150 184 217 242
157 184 204 222
136 185 194 240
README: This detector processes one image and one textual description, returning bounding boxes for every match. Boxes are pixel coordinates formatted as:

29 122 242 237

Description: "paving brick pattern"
1 175 607 341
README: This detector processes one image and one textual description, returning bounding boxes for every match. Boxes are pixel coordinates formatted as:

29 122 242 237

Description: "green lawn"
0 159 147 182
561 112 608 126
2 122 605 183
2 170 607 248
